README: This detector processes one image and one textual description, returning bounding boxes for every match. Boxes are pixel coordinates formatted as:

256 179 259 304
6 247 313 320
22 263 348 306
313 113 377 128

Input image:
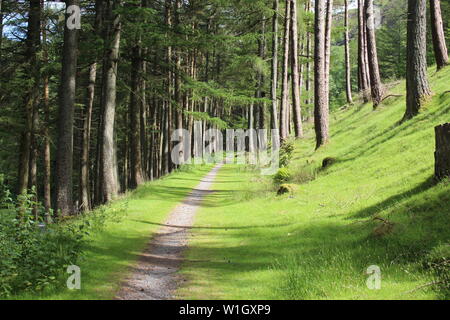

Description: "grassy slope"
178 67 450 300
10 165 213 300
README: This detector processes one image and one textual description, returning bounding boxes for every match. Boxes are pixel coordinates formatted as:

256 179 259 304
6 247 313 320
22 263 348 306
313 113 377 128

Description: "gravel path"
115 164 223 300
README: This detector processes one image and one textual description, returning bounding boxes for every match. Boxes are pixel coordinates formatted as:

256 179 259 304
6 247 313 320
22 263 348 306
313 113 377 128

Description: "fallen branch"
381 94 403 103
402 281 444 295
443 90 450 94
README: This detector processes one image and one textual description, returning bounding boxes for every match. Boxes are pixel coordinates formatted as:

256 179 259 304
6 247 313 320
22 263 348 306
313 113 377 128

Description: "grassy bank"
9 165 212 300
177 67 450 300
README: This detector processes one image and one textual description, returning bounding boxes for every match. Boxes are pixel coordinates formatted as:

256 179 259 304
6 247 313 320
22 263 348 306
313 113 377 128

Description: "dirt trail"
116 164 223 300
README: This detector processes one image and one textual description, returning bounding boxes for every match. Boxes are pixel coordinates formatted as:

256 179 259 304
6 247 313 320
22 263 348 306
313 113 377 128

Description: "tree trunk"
270 0 279 132
290 0 303 138
258 17 266 130
344 0 353 104
358 0 370 101
129 42 144 189
365 0 383 108
435 123 450 181
305 0 312 108
314 0 329 149
100 0 121 203
0 0 3 60
41 1 51 214
280 0 291 141
55 0 79 215
430 0 448 70
324 0 333 108
404 0 431 119
80 0 103 212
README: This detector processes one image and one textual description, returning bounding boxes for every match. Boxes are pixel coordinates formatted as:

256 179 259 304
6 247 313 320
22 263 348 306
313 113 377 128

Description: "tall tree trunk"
80 0 103 212
41 0 51 215
290 0 303 138
404 0 431 120
258 16 267 130
0 0 4 60
365 0 383 108
305 0 312 109
357 0 370 101
55 0 79 215
18 0 41 195
280 0 291 141
100 0 121 203
270 0 279 131
129 43 144 189
324 0 333 108
344 0 353 104
430 0 448 70
314 0 329 149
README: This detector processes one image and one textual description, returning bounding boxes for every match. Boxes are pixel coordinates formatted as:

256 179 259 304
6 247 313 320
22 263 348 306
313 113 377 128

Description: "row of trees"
0 0 448 217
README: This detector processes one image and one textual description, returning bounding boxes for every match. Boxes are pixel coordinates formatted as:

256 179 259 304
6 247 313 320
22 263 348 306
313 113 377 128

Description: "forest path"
115 163 223 300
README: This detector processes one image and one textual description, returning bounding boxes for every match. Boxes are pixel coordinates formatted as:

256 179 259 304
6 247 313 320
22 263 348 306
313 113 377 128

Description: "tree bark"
430 0 448 70
129 42 145 189
270 0 279 132
365 0 383 108
41 0 51 214
434 123 450 181
100 0 121 203
344 0 353 104
324 0 333 108
55 0 79 215
314 0 329 149
358 0 370 101
404 0 431 119
80 0 103 212
290 0 303 138
280 0 291 141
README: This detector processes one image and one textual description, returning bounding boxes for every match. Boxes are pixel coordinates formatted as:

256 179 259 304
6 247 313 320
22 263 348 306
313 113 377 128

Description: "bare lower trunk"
314 0 329 149
365 0 383 108
358 0 370 101
434 123 450 181
129 43 144 189
344 0 353 104
280 0 291 141
430 0 448 70
55 0 79 215
270 0 279 132
100 0 121 203
80 0 103 211
80 62 96 211
290 0 303 138
324 0 333 108
404 0 431 120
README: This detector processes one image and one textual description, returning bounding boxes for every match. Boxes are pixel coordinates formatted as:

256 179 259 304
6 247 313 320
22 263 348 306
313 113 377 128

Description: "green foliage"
424 244 450 299
0 175 12 208
279 139 295 168
0 190 85 297
273 167 292 184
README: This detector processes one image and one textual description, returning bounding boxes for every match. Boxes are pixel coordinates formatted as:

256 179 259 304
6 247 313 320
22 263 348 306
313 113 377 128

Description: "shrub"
279 139 295 168
277 184 296 196
0 174 12 208
273 168 292 184
0 187 87 297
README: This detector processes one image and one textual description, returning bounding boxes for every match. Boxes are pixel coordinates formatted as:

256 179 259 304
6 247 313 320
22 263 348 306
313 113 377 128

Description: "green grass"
177 66 450 300
7 164 213 300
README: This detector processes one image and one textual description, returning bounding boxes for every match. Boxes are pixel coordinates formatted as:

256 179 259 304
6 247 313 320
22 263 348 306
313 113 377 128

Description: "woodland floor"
9 66 450 300
116 164 223 300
